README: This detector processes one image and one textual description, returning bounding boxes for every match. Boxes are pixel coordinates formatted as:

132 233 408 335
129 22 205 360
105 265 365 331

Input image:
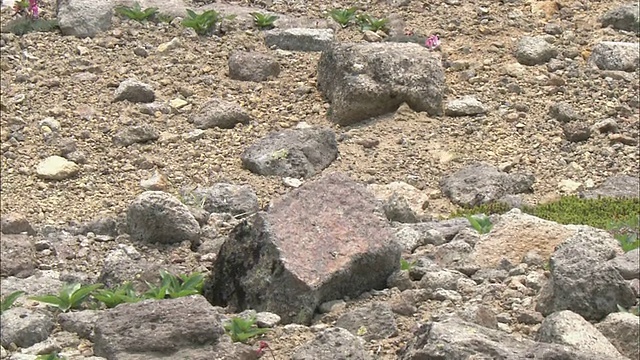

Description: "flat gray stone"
264 28 334 52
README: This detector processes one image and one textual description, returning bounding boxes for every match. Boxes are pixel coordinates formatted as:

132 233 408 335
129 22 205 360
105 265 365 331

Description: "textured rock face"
204 172 401 324
317 42 445 125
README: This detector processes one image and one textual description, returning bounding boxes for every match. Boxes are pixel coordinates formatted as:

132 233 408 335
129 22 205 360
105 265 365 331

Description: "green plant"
35 353 66 360
92 282 142 308
2 17 58 35
400 259 416 271
251 12 278 29
1 290 25 314
466 214 493 234
224 316 270 343
356 14 389 32
114 2 158 22
617 304 639 316
143 270 204 300
607 215 640 252
329 7 357 28
30 283 103 312
182 9 235 35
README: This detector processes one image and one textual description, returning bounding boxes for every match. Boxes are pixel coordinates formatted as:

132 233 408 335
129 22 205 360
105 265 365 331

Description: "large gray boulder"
317 42 445 125
126 191 200 244
292 327 371 360
580 174 640 199
439 162 535 207
399 315 614 359
241 127 338 178
191 183 260 216
515 36 558 65
264 28 335 52
93 295 239 359
535 226 636 320
1 307 55 348
204 172 401 324
596 312 640 360
0 234 36 278
536 310 627 359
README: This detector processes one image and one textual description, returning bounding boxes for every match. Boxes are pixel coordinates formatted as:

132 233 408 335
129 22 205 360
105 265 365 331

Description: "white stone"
36 156 80 180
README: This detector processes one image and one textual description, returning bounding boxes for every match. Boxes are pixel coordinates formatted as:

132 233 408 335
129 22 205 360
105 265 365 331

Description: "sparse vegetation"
182 9 235 35
329 7 357 28
35 353 67 360
251 12 278 29
1 290 25 314
30 283 103 312
451 196 640 251
466 214 493 234
356 14 389 32
143 270 204 300
400 259 416 271
2 17 58 35
92 282 142 308
224 315 270 343
114 2 158 22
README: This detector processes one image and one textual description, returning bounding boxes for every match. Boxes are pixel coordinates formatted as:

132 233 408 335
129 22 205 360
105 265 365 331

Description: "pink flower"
425 34 440 50
29 0 38 19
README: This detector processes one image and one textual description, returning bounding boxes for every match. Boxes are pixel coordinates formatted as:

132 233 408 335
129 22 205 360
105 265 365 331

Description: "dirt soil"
0 0 639 358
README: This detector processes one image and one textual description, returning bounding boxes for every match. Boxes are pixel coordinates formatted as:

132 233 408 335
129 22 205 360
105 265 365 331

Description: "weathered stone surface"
191 183 260 216
112 124 159 147
400 315 617 360
536 310 626 359
36 155 80 180
0 234 36 278
1 308 55 348
445 96 488 116
601 3 640 34
292 327 371 360
335 302 398 341
439 162 535 207
608 248 639 280
228 51 281 82
264 28 335 52
472 209 575 268
126 191 200 244
368 181 431 221
596 312 640 360
241 127 338 178
57 0 113 38
113 79 155 103
204 172 401 324
93 296 227 359
515 36 558 65
189 97 251 129
589 41 640 72
536 226 635 320
317 42 445 125
581 174 639 199
58 310 101 340
1 213 36 235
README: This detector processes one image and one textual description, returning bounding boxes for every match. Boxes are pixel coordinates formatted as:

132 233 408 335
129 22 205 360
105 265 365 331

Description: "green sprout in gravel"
1 290 25 314
114 2 158 22
329 7 357 28
30 283 103 312
224 316 270 343
617 304 640 316
143 270 204 300
400 259 416 271
607 214 639 252
251 12 278 29
182 9 235 35
2 17 58 36
92 282 142 308
356 14 389 32
466 214 493 234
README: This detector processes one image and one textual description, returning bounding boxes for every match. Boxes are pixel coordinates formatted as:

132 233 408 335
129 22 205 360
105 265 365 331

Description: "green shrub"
143 270 204 300
35 353 66 360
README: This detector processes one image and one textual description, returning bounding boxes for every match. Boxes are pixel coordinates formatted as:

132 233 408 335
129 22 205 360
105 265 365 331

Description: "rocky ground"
0 0 639 359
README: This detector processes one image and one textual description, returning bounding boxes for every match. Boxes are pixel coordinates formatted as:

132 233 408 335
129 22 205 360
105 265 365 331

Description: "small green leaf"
1 290 25 314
